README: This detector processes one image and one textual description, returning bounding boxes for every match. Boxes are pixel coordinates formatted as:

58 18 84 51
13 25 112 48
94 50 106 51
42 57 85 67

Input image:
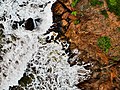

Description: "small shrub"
97 36 111 53
71 11 77 16
90 0 103 6
71 0 80 7
106 0 120 16
101 10 108 18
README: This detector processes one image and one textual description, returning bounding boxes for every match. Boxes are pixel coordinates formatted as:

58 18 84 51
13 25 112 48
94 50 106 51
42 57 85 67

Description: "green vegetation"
101 10 108 18
74 20 80 25
71 0 80 7
116 27 120 32
106 0 120 16
97 36 111 53
90 0 103 6
112 56 119 61
108 0 117 6
71 11 77 16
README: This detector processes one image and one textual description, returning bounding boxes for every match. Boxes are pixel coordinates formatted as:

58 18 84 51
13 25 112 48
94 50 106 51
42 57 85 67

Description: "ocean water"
0 0 90 90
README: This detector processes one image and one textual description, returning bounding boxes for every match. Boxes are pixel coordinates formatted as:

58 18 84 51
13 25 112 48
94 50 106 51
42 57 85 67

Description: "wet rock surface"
12 20 25 30
25 18 34 30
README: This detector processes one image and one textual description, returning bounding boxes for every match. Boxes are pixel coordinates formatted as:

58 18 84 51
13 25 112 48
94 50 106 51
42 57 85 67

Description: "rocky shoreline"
51 0 120 89
0 0 120 89
0 0 91 89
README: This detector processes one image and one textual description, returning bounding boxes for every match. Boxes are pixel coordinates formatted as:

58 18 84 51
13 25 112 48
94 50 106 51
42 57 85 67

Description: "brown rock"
99 82 113 90
62 12 70 19
52 2 66 15
69 14 77 20
52 0 120 89
61 0 74 11
62 20 68 26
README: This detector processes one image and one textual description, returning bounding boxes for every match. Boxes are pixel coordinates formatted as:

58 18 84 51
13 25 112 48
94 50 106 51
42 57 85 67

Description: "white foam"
0 0 90 90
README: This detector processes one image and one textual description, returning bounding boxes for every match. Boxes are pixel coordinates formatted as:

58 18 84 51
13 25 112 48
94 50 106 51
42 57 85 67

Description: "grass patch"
74 20 80 25
106 0 120 16
97 36 111 53
71 0 80 7
90 0 103 6
71 11 77 16
112 56 119 61
101 10 108 18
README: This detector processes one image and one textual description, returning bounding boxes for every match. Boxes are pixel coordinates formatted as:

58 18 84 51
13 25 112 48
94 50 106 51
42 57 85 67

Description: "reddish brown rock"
62 12 70 19
52 2 66 15
62 20 68 26
52 0 120 89
68 14 77 20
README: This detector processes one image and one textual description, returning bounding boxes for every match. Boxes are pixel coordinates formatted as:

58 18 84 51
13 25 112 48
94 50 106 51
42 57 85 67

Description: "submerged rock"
12 21 18 30
12 20 25 30
25 18 34 30
0 23 4 29
0 56 3 62
18 75 33 87
9 86 24 90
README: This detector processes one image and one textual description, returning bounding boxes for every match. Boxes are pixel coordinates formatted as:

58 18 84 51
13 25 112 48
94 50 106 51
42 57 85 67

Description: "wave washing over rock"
0 0 91 90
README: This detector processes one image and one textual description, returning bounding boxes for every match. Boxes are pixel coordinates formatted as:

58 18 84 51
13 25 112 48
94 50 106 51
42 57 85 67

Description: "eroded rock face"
52 0 120 89
25 18 34 30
